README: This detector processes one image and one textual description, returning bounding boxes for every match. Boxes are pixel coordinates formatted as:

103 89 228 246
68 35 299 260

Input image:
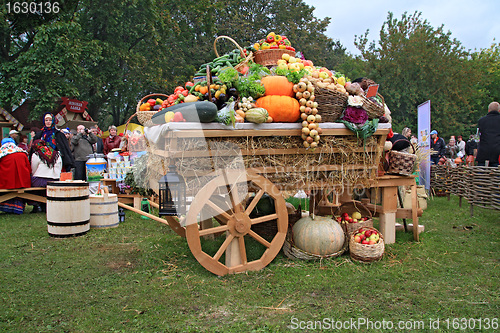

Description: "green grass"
1 196 499 332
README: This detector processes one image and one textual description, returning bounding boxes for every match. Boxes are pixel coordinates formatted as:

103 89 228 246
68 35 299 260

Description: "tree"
354 11 483 138
212 0 348 70
1 0 349 126
0 0 84 115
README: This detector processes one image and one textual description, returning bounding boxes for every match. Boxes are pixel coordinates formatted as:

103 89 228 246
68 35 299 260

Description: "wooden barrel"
89 188 119 229
46 181 90 237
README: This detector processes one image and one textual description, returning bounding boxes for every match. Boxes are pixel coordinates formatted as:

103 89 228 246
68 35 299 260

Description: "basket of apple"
334 201 373 236
349 227 384 263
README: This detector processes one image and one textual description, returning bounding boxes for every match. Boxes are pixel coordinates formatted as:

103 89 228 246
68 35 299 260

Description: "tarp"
101 122 144 138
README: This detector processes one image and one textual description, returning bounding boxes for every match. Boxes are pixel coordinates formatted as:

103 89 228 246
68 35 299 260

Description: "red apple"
361 240 370 245
368 240 376 245
354 235 361 243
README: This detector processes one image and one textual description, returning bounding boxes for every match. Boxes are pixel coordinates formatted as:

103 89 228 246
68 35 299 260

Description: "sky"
303 0 499 55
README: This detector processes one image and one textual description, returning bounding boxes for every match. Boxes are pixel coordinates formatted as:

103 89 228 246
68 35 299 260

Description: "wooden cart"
142 122 390 276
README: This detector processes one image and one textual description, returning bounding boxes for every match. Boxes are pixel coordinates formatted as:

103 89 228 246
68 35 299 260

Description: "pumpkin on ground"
292 215 345 255
261 75 294 97
255 95 300 122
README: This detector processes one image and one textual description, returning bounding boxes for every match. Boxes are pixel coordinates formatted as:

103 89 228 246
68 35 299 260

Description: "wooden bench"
0 187 47 204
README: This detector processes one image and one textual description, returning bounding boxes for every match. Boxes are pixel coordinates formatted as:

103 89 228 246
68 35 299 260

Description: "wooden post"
225 234 241 268
411 182 419 241
379 186 398 244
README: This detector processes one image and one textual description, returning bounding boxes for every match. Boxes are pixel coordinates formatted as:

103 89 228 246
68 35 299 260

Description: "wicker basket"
387 141 416 176
251 202 301 240
135 93 168 126
361 93 385 120
335 201 373 237
253 49 295 67
213 35 253 73
314 86 348 122
283 229 347 260
349 227 384 263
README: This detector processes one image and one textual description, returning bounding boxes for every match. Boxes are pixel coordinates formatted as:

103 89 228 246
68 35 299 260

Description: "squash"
151 101 217 124
261 75 294 97
245 108 269 124
255 95 300 122
292 216 345 255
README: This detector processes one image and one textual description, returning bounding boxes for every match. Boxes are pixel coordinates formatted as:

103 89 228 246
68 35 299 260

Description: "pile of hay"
139 133 382 195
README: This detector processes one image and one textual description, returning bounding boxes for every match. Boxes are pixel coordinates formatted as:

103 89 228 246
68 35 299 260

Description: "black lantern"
118 208 125 223
158 165 186 216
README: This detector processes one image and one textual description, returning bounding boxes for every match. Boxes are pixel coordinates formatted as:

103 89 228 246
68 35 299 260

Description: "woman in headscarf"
0 138 31 214
30 139 63 187
29 139 63 213
0 138 31 189
33 113 75 171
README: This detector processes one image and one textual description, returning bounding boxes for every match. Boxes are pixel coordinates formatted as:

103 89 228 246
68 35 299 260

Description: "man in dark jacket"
477 102 500 167
465 134 478 166
430 130 445 164
71 125 98 180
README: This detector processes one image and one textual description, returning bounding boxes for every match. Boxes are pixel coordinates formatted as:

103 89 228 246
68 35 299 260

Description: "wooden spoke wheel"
185 170 288 276
163 216 186 238
162 194 231 239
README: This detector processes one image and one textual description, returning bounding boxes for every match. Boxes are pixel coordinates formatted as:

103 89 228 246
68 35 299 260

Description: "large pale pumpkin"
292 216 345 255
261 75 294 97
255 95 300 122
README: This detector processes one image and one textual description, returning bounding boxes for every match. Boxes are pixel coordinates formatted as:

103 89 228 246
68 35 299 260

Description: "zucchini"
151 101 218 124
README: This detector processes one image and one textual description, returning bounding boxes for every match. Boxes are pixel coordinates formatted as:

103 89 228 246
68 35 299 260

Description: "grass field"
1 195 499 332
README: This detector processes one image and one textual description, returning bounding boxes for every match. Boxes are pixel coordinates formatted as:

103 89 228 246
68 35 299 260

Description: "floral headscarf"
0 138 26 159
31 139 59 168
40 112 58 150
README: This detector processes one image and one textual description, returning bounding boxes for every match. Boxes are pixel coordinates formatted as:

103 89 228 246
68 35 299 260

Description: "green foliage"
124 153 154 197
354 11 484 138
273 67 308 84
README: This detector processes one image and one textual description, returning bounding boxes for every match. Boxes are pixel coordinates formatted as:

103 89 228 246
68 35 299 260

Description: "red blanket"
0 152 32 189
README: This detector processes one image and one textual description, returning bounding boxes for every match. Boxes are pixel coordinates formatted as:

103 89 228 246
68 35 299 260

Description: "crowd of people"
0 113 127 214
429 102 500 167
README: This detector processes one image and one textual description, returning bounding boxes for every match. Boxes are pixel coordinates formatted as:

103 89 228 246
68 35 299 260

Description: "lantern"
140 198 151 220
118 208 125 223
158 165 186 216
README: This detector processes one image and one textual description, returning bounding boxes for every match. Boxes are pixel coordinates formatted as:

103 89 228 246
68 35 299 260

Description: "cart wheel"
185 170 288 276
162 194 231 239
163 216 186 238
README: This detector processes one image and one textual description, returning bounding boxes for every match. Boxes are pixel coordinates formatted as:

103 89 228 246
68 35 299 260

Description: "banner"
61 97 88 113
418 100 431 190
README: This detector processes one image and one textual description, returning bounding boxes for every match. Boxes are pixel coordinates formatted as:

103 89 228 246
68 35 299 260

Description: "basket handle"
136 93 170 113
391 138 416 154
214 35 246 59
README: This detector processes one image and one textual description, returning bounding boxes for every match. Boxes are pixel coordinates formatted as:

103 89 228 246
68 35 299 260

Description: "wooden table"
364 175 420 244
313 174 421 244
0 187 47 204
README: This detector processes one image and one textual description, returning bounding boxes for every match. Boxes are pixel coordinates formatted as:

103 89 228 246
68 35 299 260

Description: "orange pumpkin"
255 95 300 122
261 75 294 97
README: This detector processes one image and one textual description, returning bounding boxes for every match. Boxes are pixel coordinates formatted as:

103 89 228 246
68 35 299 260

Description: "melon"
292 215 345 255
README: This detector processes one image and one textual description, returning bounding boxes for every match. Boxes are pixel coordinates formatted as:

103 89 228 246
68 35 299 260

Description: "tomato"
181 90 188 97
185 81 194 89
